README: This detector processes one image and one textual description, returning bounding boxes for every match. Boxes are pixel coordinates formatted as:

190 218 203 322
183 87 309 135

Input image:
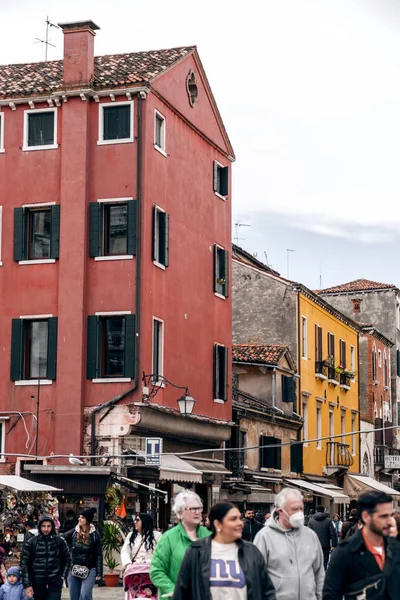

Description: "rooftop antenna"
34 16 60 61
234 222 251 246
319 264 323 290
287 249 295 279
264 251 272 268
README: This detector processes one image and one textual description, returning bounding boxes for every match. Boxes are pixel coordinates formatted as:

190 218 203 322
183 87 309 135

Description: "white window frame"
18 201 57 265
316 401 322 449
350 345 355 378
152 317 164 385
98 101 134 145
301 316 307 359
0 112 4 153
214 159 228 201
14 314 54 386
153 204 167 270
23 108 58 152
154 109 167 156
94 197 134 261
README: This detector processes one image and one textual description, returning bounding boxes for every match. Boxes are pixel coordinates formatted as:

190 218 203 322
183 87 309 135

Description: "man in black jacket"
242 509 263 542
308 505 337 569
21 514 71 600
323 491 400 600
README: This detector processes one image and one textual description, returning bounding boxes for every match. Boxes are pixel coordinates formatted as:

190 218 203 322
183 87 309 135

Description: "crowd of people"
0 488 399 599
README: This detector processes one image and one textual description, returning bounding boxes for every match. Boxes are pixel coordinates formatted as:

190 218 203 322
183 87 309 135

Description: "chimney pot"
58 20 100 88
352 298 362 314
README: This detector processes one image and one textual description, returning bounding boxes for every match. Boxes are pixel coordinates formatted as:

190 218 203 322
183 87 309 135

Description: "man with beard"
242 508 263 542
323 491 400 600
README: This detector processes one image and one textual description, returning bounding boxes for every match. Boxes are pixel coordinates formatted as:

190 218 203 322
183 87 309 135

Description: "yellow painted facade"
299 291 360 477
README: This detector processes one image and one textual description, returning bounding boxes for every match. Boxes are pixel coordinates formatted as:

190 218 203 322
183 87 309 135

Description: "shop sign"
145 438 163 466
384 455 400 469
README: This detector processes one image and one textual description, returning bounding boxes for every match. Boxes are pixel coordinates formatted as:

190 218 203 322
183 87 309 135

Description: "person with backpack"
20 514 70 600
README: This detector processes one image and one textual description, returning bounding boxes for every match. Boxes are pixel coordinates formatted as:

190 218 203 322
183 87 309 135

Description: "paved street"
62 585 124 599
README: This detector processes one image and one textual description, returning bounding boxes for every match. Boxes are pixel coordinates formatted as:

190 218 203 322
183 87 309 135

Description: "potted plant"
101 521 124 587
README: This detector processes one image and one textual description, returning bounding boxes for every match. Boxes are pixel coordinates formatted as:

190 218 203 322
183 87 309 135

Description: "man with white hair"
150 490 210 598
254 487 325 600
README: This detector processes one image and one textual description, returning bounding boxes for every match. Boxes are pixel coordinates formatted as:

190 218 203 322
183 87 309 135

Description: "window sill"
92 378 132 384
315 373 327 381
15 379 53 386
328 379 339 387
213 398 225 404
22 144 58 152
340 384 350 392
214 292 227 300
97 138 134 146
154 145 167 157
153 261 166 271
94 255 134 262
214 192 227 201
18 259 56 265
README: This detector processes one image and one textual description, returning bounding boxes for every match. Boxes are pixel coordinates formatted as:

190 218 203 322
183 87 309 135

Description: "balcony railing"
326 441 353 468
315 361 328 378
225 449 245 479
328 367 339 384
340 373 351 389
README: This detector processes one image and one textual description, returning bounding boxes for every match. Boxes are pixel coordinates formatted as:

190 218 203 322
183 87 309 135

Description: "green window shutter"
163 212 170 267
10 319 23 381
290 441 303 473
89 203 102 258
87 316 99 379
220 166 229 196
213 245 218 293
223 249 229 298
152 206 157 261
50 205 60 259
282 376 296 402
213 161 219 192
127 200 137 256
124 314 136 378
46 317 58 380
14 208 25 262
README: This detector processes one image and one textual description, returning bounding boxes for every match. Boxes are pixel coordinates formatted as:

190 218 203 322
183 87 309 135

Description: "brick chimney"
352 298 362 317
58 20 100 87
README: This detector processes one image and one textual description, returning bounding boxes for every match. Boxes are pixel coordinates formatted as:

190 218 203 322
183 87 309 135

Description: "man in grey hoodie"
254 488 325 600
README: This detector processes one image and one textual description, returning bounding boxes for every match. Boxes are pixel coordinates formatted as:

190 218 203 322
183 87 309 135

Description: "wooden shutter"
328 332 335 360
124 314 136 378
126 200 137 256
46 317 58 380
10 319 23 381
163 212 170 267
290 441 303 473
213 246 218 293
103 107 117 140
219 166 229 196
315 325 322 361
86 316 99 379
213 344 219 399
13 208 25 262
282 376 295 402
50 205 60 259
340 340 346 368
89 203 102 258
213 161 219 192
152 206 157 261
223 346 229 401
223 249 229 298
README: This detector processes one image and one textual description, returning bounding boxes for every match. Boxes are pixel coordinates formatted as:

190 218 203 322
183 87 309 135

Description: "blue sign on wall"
145 437 163 466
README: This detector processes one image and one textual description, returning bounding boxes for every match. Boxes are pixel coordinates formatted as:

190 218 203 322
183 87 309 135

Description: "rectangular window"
259 435 281 470
302 400 309 446
282 376 296 402
13 205 60 262
350 345 355 374
213 160 229 197
0 112 4 152
378 349 382 368
351 413 357 455
316 403 322 449
372 347 377 381
214 245 229 298
23 109 57 150
213 344 228 402
301 316 307 358
86 314 136 380
154 110 166 152
10 317 58 381
340 339 346 369
315 324 322 362
89 199 137 258
152 206 170 268
328 332 335 362
290 441 303 474
98 102 133 144
152 318 164 382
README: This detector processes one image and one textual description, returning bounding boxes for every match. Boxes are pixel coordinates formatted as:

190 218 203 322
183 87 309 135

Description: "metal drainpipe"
272 368 276 408
90 93 144 465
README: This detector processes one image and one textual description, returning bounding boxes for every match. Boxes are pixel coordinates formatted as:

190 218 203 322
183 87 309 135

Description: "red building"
0 21 234 518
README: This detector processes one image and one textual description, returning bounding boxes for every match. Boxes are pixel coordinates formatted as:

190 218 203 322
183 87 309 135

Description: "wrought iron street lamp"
142 373 196 415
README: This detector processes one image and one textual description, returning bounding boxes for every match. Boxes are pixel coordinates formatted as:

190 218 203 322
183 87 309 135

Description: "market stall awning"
0 476 61 492
344 474 400 498
160 455 203 484
182 457 231 475
285 478 349 502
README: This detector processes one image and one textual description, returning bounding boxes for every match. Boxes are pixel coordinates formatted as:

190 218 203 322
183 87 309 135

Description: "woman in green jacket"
150 491 210 598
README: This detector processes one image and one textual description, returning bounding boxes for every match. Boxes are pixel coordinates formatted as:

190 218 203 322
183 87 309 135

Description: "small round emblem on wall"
186 70 198 107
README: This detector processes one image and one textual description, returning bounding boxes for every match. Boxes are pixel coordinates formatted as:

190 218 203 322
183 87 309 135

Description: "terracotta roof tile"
0 46 194 100
318 278 397 295
232 344 288 366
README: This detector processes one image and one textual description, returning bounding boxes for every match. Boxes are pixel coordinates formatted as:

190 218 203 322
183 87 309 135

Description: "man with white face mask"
254 488 325 600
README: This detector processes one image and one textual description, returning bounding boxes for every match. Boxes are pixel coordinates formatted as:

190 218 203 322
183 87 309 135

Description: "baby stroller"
123 562 157 599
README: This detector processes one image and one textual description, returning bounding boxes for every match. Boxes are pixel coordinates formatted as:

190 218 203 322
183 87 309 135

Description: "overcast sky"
2 0 400 289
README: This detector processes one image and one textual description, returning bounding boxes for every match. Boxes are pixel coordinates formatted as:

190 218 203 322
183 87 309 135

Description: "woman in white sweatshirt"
121 513 161 599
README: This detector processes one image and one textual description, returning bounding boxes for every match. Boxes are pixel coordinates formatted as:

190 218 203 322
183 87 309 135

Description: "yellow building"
299 287 360 479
